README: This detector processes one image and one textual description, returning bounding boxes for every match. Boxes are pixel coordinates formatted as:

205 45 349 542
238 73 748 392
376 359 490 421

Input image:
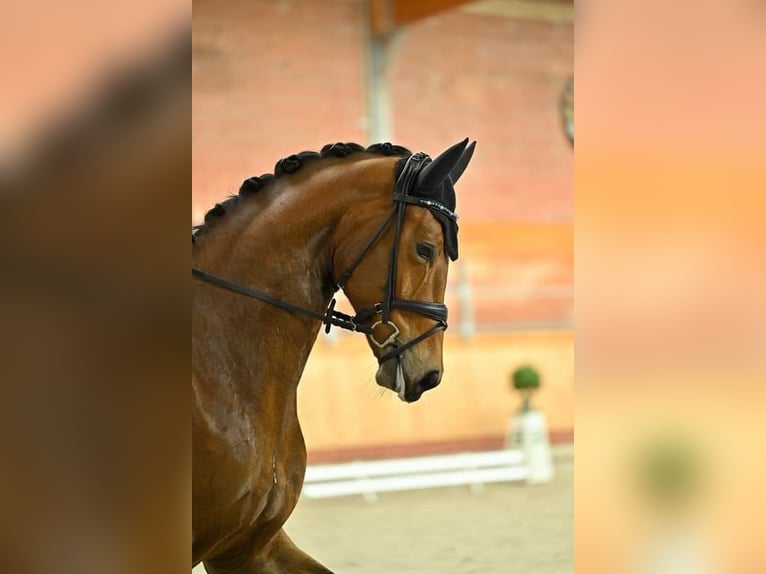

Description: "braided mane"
192 142 411 243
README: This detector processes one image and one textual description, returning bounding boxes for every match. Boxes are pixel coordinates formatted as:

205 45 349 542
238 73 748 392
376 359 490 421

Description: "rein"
192 152 457 364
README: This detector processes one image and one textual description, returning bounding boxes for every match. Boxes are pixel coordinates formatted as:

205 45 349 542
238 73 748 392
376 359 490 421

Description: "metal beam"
364 3 393 143
391 0 477 28
364 0 479 143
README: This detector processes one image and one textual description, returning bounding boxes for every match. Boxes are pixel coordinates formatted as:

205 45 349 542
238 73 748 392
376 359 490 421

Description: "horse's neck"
192 183 341 401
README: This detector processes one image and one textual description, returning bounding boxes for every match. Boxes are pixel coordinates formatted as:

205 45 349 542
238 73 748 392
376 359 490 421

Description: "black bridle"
192 152 457 364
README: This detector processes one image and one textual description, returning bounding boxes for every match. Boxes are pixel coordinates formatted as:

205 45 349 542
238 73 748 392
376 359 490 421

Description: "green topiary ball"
511 365 541 391
634 435 704 509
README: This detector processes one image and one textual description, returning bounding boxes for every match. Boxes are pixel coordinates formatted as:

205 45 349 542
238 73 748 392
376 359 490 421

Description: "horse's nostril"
420 371 441 391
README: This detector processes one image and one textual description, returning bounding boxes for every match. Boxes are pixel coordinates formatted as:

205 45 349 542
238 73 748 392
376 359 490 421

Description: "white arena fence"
303 449 530 501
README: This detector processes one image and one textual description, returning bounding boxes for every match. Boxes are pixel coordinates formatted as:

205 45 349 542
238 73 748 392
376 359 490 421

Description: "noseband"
192 152 457 364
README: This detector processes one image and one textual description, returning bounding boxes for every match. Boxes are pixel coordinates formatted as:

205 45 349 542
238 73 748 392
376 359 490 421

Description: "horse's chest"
256 450 304 523
238 420 307 524
193 382 308 560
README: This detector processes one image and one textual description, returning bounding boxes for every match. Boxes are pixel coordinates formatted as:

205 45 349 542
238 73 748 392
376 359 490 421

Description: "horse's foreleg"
204 529 333 574
259 529 334 574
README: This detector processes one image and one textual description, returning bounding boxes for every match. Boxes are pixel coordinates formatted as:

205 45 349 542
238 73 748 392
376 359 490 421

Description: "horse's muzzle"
404 370 442 402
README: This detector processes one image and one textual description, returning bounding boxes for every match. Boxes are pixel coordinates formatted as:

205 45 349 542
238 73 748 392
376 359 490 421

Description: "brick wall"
193 0 367 217
193 0 573 222
390 7 574 222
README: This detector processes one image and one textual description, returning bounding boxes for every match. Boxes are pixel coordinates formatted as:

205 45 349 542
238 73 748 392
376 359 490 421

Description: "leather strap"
335 209 396 291
377 322 446 364
192 268 373 335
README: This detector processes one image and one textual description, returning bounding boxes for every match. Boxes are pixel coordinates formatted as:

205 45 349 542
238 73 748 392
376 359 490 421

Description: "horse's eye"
416 243 436 262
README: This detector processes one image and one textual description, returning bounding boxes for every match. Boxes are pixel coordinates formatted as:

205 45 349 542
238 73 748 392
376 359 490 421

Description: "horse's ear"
449 140 476 184
417 138 469 190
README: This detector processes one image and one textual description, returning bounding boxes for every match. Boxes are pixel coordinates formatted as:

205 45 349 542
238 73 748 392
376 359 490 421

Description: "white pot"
506 409 554 484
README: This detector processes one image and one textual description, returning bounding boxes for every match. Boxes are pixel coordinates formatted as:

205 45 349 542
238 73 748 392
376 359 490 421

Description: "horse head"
335 139 476 403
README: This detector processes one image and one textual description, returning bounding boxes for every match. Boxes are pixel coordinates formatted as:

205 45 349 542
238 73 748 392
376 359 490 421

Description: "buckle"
369 320 400 349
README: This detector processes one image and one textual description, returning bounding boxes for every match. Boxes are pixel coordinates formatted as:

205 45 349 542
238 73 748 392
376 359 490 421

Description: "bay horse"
192 139 476 573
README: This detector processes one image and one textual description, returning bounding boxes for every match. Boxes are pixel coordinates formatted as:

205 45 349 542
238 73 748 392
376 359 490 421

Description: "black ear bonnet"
393 140 475 261
394 157 458 260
